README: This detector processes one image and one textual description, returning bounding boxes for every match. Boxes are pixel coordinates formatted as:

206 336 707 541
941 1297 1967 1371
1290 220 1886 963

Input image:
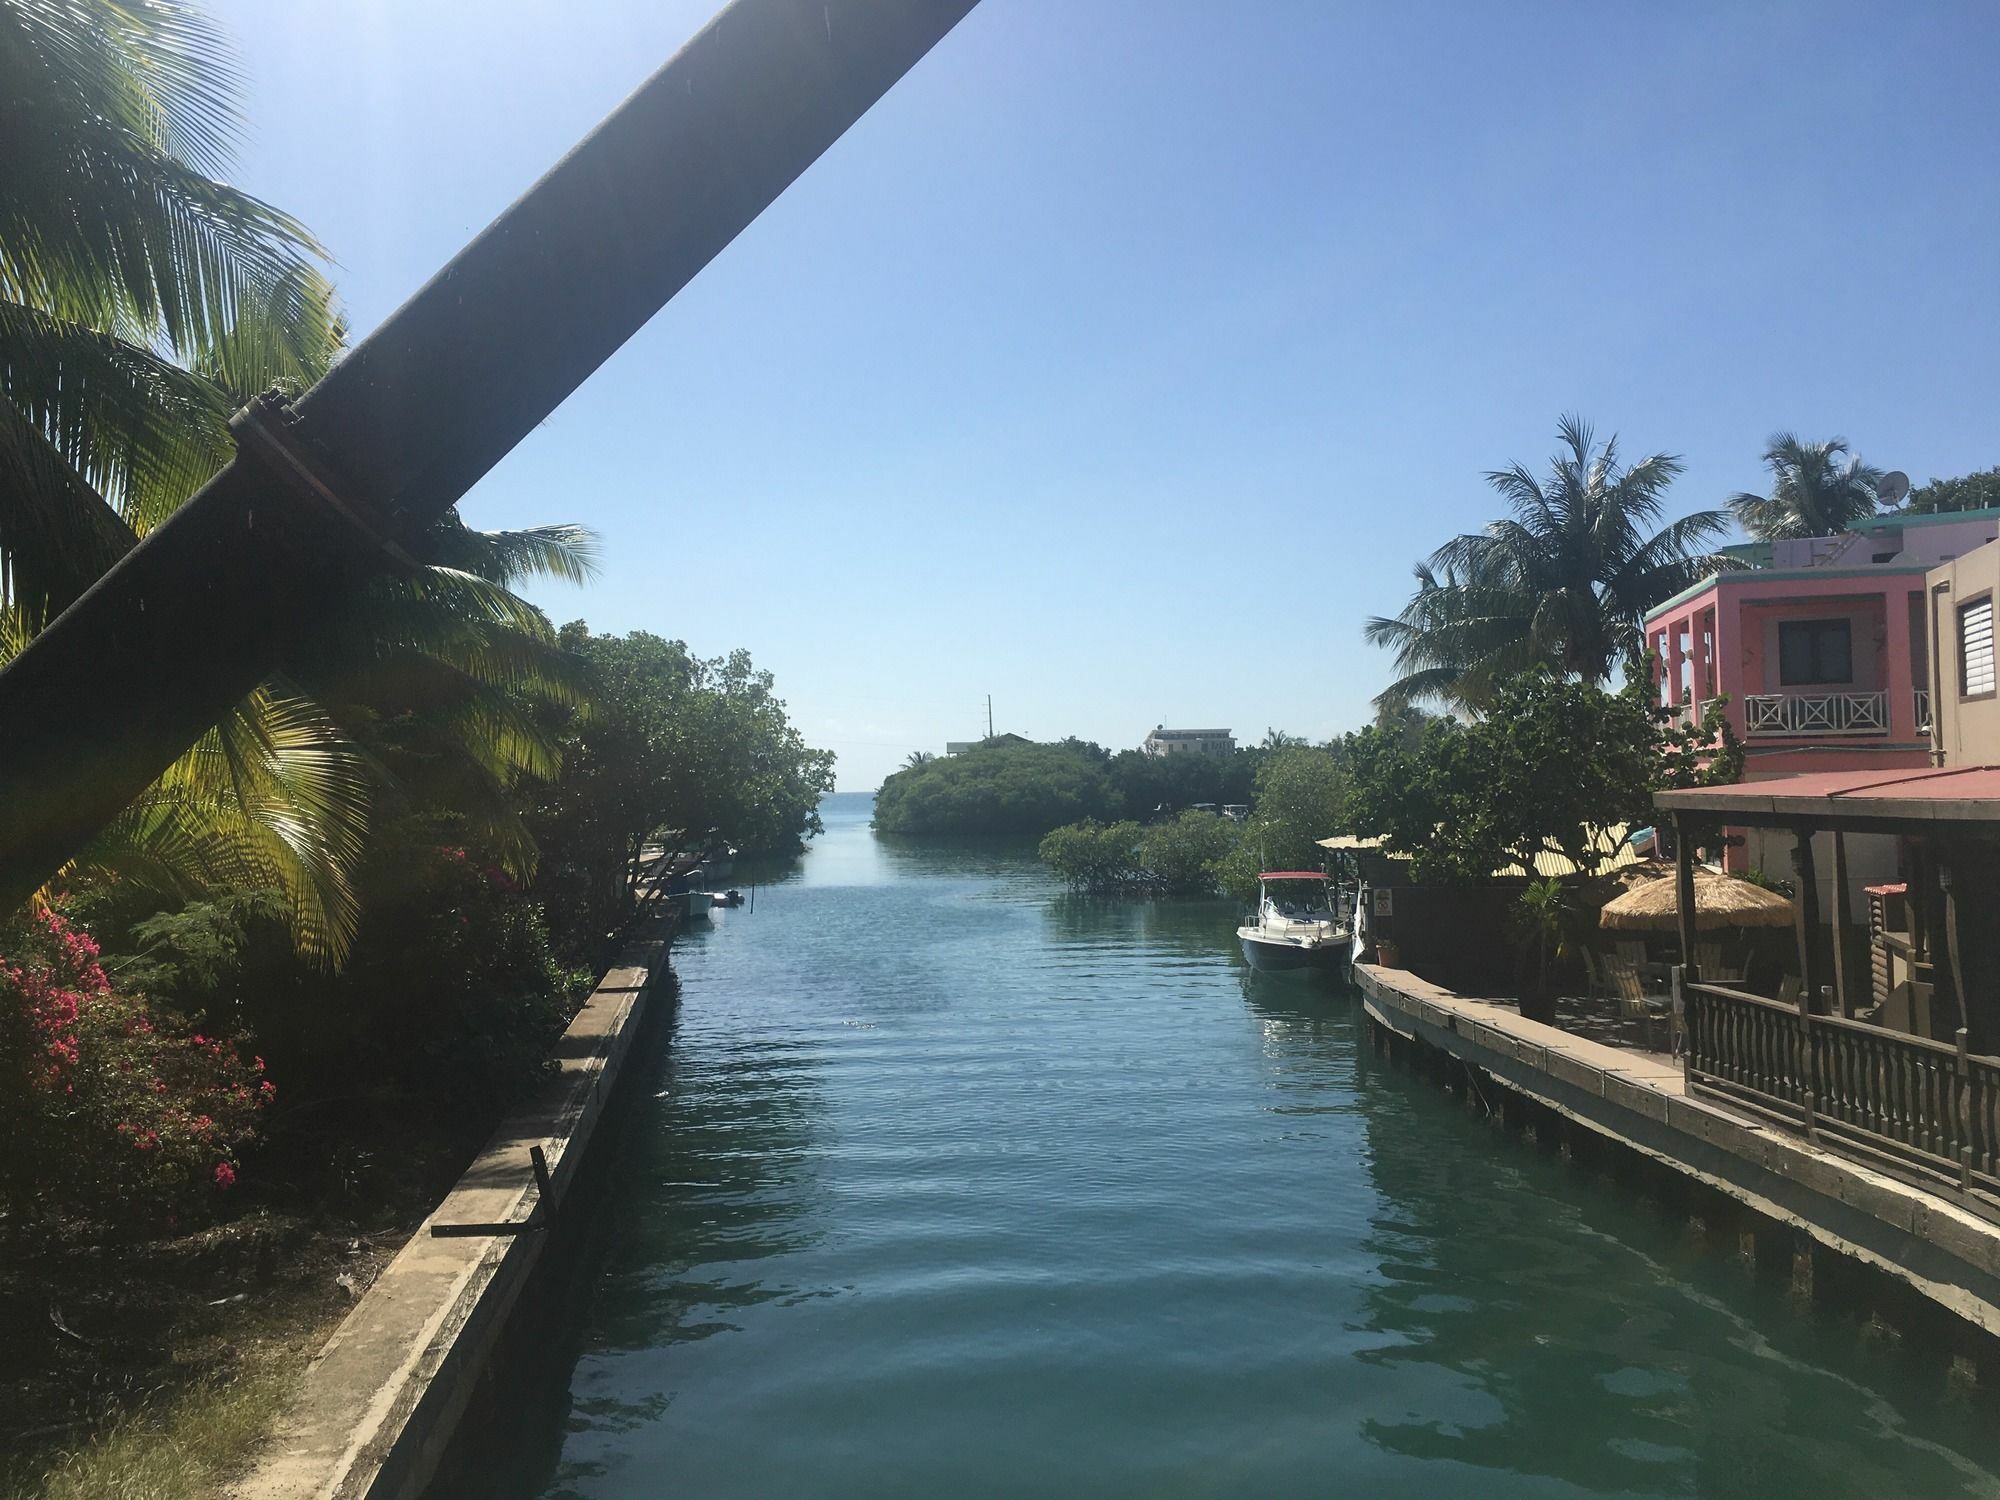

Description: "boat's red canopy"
1258 871 1328 881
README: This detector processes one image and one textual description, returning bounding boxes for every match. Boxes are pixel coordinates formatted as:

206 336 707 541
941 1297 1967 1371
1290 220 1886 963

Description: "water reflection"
443 797 2000 1500
1350 1067 2000 1497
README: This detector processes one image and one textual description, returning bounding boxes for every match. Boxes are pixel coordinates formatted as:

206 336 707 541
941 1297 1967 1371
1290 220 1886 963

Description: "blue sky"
209 0 2000 789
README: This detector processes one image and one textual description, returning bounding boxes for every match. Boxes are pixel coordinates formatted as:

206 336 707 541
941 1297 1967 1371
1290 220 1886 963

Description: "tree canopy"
1903 465 2000 516
1729 433 1884 540
1344 673 1741 884
874 740 1116 837
1366 415 1730 713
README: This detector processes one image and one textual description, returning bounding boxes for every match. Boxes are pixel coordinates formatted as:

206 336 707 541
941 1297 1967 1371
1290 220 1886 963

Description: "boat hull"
1238 930 1344 973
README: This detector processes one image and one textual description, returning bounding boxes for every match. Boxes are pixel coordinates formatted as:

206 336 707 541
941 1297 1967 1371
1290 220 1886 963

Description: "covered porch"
1656 768 2000 1214
1649 572 1932 748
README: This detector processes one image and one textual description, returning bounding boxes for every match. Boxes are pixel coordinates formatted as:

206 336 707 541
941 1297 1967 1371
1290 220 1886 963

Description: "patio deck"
1354 961 2000 1352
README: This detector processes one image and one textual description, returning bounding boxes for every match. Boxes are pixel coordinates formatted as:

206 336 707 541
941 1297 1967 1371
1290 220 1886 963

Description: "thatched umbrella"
1599 867 1793 932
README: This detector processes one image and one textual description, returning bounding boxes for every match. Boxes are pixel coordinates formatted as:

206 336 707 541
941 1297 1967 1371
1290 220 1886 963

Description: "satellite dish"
1877 470 1911 506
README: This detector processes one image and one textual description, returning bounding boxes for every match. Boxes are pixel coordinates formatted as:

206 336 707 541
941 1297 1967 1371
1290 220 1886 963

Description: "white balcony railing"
1914 688 1933 736
1743 691 1888 737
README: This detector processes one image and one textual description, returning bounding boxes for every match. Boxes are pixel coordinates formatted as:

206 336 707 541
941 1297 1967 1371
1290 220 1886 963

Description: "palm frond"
63 683 371 962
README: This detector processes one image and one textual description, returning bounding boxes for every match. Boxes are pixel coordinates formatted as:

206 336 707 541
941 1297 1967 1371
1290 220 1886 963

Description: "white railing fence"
1742 691 1888 737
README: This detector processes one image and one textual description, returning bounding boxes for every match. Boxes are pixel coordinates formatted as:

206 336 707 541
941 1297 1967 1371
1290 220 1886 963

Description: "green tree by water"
1366 415 1730 713
1141 811 1239 894
1902 465 2000 516
1217 747 1348 897
1729 433 1884 540
526 626 834 949
1038 819 1144 891
874 741 1116 837
1345 673 1741 886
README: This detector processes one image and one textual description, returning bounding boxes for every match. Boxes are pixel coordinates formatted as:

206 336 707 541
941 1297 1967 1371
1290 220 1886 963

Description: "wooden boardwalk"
1355 961 2000 1354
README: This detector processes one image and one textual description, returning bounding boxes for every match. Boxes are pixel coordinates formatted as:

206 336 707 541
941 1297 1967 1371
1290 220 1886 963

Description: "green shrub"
1138 812 1238 895
876 743 1117 836
0 907 268 1234
1038 820 1143 891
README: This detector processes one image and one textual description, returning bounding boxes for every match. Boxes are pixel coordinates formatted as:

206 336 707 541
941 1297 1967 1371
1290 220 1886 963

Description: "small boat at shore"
1237 871 1350 972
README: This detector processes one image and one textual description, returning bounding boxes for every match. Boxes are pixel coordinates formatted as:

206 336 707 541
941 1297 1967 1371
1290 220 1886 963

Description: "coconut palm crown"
1366 415 1732 713
1728 433 1885 541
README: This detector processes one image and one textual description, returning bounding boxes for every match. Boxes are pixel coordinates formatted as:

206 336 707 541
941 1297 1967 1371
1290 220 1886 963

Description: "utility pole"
987 694 994 739
0 0 981 907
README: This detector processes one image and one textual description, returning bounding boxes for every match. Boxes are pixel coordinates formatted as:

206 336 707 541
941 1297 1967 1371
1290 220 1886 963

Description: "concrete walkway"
233 911 675 1500
1355 962 2000 1345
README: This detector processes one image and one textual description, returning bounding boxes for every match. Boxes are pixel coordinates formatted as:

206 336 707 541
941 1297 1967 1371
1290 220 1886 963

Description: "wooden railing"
1683 979 2000 1201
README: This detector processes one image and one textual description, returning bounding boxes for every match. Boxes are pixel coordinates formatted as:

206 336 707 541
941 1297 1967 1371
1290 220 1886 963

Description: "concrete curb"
233 915 674 1500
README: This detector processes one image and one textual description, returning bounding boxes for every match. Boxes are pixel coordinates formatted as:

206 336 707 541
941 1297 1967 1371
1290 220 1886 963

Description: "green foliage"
1348 675 1640 882
1513 877 1572 995
0 905 269 1233
527 626 834 952
1346 673 1744 885
1039 811 1240 895
1365 414 1731 712
874 741 1116 837
1038 819 1143 891
1140 811 1239 894
1903 465 2000 516
1729 433 1884 540
874 734 1329 838
1217 747 1348 898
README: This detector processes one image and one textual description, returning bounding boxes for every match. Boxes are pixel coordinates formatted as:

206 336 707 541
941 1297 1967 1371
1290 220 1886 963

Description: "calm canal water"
483 793 2000 1498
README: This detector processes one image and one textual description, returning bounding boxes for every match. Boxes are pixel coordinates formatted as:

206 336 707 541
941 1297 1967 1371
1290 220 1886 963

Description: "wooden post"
1792 829 1822 1010
1942 853 1968 1049
1673 813 1700 984
1831 830 1854 1017
1792 828 1821 1136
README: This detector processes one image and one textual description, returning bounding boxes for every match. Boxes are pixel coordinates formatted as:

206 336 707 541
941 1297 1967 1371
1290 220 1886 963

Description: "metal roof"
1655 767 2000 827
1316 825 1649 878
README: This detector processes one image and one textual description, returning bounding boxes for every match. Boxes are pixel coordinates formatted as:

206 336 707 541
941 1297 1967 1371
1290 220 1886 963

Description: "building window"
1778 619 1853 686
1961 597 1995 697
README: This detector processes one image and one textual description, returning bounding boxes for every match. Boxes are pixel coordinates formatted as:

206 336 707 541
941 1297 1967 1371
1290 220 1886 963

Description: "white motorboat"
1237 871 1350 972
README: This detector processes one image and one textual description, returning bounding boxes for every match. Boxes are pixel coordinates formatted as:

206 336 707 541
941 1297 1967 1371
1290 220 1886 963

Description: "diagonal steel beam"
0 0 979 906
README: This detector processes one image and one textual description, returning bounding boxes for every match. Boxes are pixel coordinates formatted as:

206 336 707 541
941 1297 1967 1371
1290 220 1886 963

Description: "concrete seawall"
233 910 676 1500
1354 962 2000 1360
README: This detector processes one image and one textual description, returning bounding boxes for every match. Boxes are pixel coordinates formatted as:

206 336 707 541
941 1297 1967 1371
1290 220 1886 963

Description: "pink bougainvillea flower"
213 1162 237 1189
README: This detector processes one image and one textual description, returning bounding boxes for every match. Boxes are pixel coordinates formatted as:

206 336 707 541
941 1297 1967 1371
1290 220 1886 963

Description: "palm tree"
1367 415 1731 713
903 751 936 770
1 0 367 953
1728 433 1884 540
0 1 592 957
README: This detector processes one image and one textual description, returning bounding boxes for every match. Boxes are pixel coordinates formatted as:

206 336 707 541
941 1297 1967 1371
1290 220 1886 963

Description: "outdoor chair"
1580 947 1610 1000
1695 941 1746 985
1776 974 1803 1007
1614 939 1650 972
1602 955 1672 1053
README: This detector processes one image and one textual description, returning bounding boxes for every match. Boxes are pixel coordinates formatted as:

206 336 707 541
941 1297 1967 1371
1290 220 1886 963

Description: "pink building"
1646 507 2000 881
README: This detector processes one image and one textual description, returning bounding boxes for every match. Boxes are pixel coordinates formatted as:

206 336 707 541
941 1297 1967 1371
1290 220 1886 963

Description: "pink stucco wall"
1648 571 1932 870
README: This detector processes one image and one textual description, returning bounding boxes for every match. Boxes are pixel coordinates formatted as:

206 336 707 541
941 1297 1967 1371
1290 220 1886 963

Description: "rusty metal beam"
0 0 979 905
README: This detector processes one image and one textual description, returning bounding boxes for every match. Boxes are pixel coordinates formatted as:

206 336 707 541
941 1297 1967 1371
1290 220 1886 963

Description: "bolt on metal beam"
0 0 980 906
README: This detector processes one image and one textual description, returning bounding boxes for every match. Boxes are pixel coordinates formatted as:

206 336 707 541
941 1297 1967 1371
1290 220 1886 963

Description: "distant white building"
944 742 979 755
1143 725 1235 758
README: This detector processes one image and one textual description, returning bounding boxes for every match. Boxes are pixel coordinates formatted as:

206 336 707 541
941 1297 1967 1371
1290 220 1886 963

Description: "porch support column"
1673 812 1700 983
1792 829 1822 1013
1941 852 1967 1047
1885 586 1916 742
1831 831 1854 1016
